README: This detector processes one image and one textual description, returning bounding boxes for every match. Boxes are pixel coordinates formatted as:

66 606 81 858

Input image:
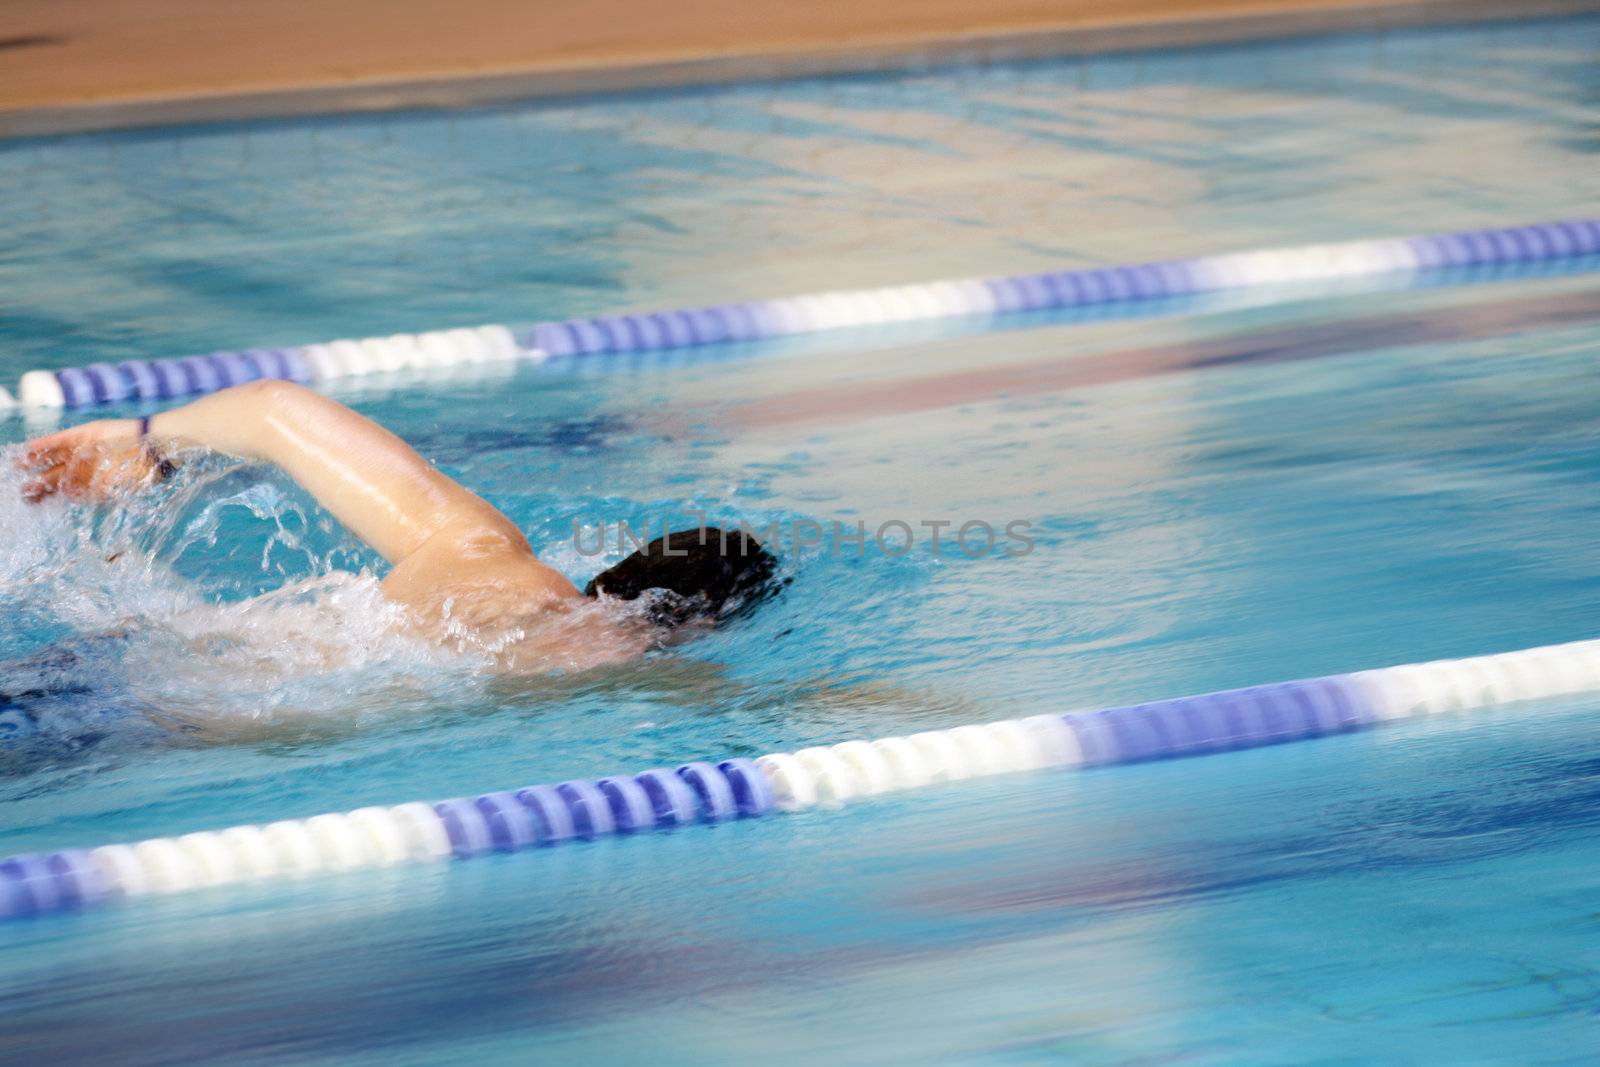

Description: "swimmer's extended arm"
151 380 504 563
19 383 576 597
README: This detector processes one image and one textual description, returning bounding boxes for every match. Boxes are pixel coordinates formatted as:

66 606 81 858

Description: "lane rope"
4 636 1597 921
12 219 1599 411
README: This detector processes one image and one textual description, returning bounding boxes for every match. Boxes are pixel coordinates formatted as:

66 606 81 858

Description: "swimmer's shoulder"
380 519 582 622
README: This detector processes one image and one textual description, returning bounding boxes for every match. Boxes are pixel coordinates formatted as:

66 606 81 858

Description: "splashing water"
0 447 490 752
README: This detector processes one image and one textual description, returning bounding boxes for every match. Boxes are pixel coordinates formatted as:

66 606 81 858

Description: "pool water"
2 14 1600 1065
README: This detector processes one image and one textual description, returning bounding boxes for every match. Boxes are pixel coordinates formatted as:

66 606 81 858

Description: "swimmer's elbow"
234 377 312 410
235 379 327 437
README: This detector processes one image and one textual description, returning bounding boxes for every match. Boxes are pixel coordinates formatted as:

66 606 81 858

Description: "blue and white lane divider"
16 327 524 410
14 219 1600 410
4 636 1598 921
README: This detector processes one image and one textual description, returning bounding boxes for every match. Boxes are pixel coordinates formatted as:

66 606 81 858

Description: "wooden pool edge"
1 0 1595 140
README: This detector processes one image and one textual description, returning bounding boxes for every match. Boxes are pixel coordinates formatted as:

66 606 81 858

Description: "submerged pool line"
3 636 1598 922
5 218 1597 412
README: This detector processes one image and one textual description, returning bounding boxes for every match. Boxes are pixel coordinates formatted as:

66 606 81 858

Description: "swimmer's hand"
18 382 582 627
16 419 166 504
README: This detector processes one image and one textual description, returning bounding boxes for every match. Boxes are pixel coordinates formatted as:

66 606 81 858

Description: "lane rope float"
4 635 1597 921
12 219 1599 411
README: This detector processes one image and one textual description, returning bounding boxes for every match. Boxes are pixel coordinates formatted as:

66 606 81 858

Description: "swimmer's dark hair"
584 527 781 627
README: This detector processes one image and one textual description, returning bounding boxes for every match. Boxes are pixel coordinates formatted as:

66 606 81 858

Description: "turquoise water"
2 14 1600 1065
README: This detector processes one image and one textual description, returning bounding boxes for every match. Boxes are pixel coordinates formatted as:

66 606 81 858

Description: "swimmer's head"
584 527 780 627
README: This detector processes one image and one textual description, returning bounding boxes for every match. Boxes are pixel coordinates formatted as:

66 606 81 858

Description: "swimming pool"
2 12 1600 1064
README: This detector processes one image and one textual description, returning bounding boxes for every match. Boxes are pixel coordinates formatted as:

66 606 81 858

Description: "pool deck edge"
3 0 1595 139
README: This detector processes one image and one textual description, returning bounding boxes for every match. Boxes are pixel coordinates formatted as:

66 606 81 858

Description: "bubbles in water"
0 446 482 751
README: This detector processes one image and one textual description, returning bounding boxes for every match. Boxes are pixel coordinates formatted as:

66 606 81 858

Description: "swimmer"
15 380 780 673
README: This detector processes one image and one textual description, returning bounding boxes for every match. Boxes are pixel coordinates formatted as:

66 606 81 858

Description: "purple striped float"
13 219 1598 410
3 636 1597 922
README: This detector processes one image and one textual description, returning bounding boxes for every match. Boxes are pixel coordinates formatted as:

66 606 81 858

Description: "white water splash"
0 448 485 744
